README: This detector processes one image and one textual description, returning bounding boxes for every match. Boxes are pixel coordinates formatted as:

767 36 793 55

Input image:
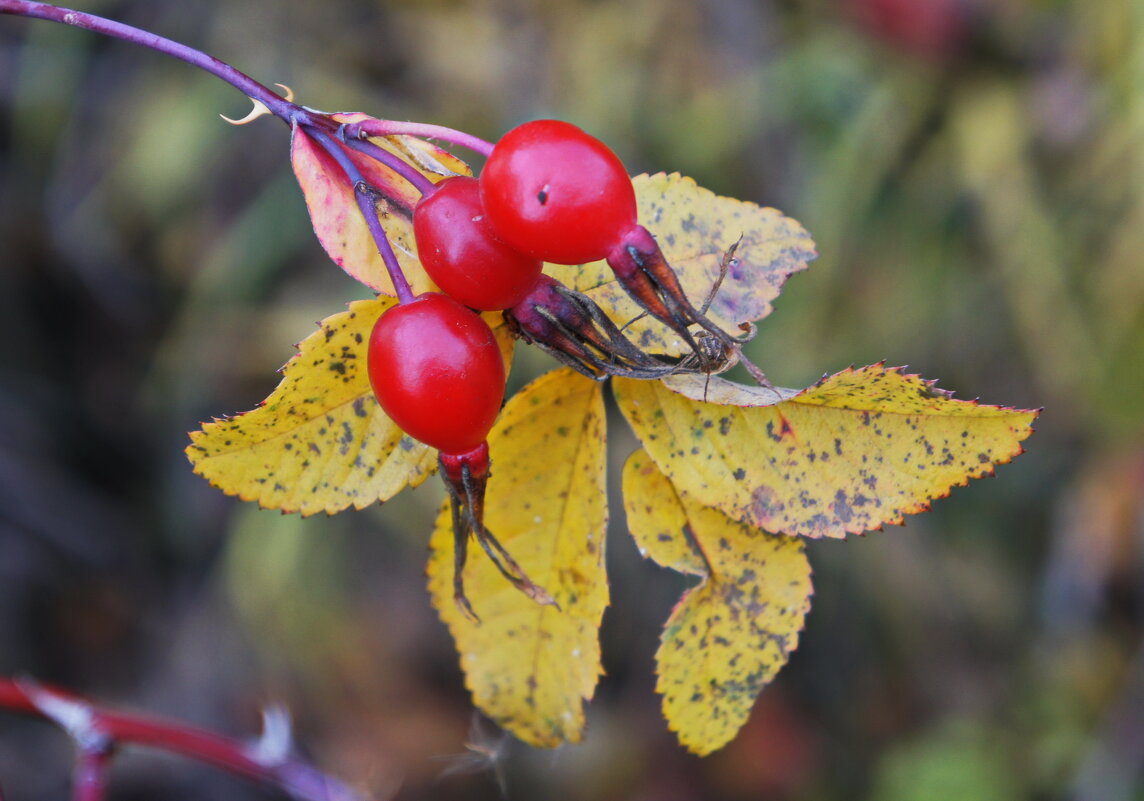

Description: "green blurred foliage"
0 0 1142 799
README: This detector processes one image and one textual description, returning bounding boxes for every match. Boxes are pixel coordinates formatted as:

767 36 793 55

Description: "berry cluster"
366 119 756 617
2 0 764 622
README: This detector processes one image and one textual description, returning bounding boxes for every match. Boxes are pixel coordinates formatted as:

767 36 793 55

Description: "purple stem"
307 128 416 304
0 0 312 127
342 135 437 196
342 118 495 159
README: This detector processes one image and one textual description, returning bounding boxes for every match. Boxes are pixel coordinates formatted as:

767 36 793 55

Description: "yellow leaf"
186 297 513 515
623 448 812 756
549 172 816 356
427 368 608 747
614 365 1039 538
290 112 472 295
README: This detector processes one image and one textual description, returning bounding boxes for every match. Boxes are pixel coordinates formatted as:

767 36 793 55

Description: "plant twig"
0 1 318 128
0 678 371 801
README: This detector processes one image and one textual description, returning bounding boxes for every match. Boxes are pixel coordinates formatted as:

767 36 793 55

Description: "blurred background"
0 0 1141 798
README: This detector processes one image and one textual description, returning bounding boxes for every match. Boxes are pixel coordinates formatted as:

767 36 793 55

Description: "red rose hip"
414 176 544 311
367 293 505 453
480 119 638 265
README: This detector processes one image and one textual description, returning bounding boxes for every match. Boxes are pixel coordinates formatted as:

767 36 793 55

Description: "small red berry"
414 176 544 311
367 293 505 454
480 119 638 266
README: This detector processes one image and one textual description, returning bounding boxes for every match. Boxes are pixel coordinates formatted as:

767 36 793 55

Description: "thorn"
221 97 272 125
273 83 296 102
434 714 510 796
18 680 109 753
246 705 294 766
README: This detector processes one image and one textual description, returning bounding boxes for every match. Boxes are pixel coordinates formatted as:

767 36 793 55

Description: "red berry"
414 176 544 311
367 293 505 453
480 119 638 266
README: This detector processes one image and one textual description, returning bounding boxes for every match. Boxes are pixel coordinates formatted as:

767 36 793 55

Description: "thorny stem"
0 678 369 801
307 128 417 304
0 0 310 127
1 2 496 160
0 0 496 152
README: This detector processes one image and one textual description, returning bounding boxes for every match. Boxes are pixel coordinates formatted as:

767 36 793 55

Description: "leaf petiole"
340 118 495 159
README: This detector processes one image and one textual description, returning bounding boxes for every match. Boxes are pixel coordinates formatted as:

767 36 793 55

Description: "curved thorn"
273 83 295 102
220 96 272 125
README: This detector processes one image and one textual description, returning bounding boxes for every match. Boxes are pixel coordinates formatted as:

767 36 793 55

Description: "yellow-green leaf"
623 448 812 755
614 365 1039 538
548 172 816 357
186 297 513 516
290 112 471 295
427 368 608 747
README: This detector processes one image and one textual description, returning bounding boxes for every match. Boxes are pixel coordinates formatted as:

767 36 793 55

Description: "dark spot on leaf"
750 485 785 523
338 422 354 455
830 490 853 524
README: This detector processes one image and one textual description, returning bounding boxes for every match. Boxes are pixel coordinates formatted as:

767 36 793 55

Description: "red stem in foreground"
0 678 370 801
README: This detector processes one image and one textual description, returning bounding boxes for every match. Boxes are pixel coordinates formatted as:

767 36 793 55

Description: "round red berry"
480 119 637 266
367 293 505 454
414 176 543 311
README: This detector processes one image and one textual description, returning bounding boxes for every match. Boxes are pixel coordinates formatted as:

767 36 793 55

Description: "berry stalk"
342 135 438 196
307 128 417 304
341 118 495 159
